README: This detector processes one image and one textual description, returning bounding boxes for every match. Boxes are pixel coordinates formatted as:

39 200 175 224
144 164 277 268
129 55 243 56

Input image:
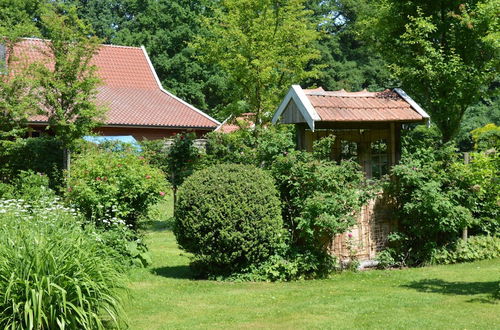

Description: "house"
273 85 430 263
273 85 429 178
215 113 256 133
6 38 220 140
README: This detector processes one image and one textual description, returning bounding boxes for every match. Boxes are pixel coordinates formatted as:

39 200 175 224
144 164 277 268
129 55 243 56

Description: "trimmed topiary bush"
174 164 284 277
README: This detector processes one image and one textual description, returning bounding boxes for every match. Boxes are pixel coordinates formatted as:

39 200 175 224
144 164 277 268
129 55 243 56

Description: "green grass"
126 200 499 329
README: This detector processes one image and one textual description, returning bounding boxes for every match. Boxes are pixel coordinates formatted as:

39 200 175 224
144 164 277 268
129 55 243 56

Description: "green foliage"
455 150 500 235
305 0 394 92
34 5 106 149
140 138 169 174
385 143 499 264
96 221 152 268
375 249 397 270
67 147 169 228
11 170 56 201
401 125 443 155
0 198 125 329
167 133 200 196
271 151 370 247
0 0 42 39
0 137 63 187
312 134 336 160
431 236 500 265
194 0 321 122
174 164 285 277
456 96 500 151
0 40 38 140
270 151 371 276
205 126 295 167
360 0 499 142
471 123 500 151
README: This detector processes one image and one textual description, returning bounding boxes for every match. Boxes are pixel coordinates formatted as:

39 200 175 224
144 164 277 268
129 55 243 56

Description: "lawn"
124 214 499 329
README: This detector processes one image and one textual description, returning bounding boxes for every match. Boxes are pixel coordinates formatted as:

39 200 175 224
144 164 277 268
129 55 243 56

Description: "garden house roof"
8 38 220 129
272 85 430 131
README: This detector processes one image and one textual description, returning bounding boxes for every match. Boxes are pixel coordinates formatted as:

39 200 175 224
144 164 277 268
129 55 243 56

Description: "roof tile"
11 38 218 128
303 89 424 122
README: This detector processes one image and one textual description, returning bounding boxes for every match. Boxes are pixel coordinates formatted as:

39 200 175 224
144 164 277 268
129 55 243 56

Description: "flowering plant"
66 148 169 228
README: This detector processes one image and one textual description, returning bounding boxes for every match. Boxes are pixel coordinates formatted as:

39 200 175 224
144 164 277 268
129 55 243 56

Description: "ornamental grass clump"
0 198 125 329
174 164 285 278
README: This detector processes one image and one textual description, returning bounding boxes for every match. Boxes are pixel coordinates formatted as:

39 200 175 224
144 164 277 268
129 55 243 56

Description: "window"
370 139 388 178
0 44 6 74
340 140 358 162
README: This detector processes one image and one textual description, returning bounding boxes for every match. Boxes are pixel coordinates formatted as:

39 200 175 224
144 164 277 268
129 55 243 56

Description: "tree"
33 5 106 167
360 0 499 142
0 44 38 140
304 0 394 92
63 0 229 117
193 0 322 124
0 0 43 140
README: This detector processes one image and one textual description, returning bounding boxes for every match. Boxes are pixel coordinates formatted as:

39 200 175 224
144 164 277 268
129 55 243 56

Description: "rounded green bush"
174 164 284 276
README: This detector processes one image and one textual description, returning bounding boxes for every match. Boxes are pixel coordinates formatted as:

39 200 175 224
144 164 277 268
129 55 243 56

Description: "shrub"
385 145 474 264
174 164 284 277
430 236 500 265
0 137 63 187
454 151 500 235
0 198 125 329
471 123 500 151
271 151 372 254
67 148 169 228
204 126 295 167
95 220 152 267
140 138 170 173
167 133 200 202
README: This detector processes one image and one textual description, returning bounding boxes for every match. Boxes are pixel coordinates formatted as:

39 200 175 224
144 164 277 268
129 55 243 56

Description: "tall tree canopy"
194 0 322 123
305 0 394 92
360 0 499 142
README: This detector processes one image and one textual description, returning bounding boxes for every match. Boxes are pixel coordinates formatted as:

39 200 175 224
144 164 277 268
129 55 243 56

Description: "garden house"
273 85 429 179
273 85 430 262
5 38 220 140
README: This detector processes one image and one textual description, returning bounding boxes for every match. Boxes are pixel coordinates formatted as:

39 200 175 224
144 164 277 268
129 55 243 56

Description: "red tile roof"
303 88 424 122
216 113 256 133
10 38 219 128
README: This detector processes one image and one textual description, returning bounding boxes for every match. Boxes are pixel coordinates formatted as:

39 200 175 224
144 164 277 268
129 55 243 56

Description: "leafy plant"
430 236 500 265
0 137 63 187
204 126 295 168
67 147 169 228
0 198 125 329
174 164 285 278
471 123 500 151
167 132 199 204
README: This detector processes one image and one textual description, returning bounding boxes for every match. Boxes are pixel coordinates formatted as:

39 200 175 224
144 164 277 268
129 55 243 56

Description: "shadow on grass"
403 279 500 304
151 265 194 280
142 219 173 232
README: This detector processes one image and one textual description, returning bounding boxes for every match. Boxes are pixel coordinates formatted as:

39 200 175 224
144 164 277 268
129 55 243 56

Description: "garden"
1 124 499 328
1 0 499 328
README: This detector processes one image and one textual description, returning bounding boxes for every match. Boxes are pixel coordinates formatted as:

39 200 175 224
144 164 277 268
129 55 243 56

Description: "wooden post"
390 123 396 166
295 124 306 150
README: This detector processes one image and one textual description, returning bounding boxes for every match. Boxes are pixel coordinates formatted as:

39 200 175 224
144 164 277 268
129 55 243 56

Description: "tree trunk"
63 148 71 179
